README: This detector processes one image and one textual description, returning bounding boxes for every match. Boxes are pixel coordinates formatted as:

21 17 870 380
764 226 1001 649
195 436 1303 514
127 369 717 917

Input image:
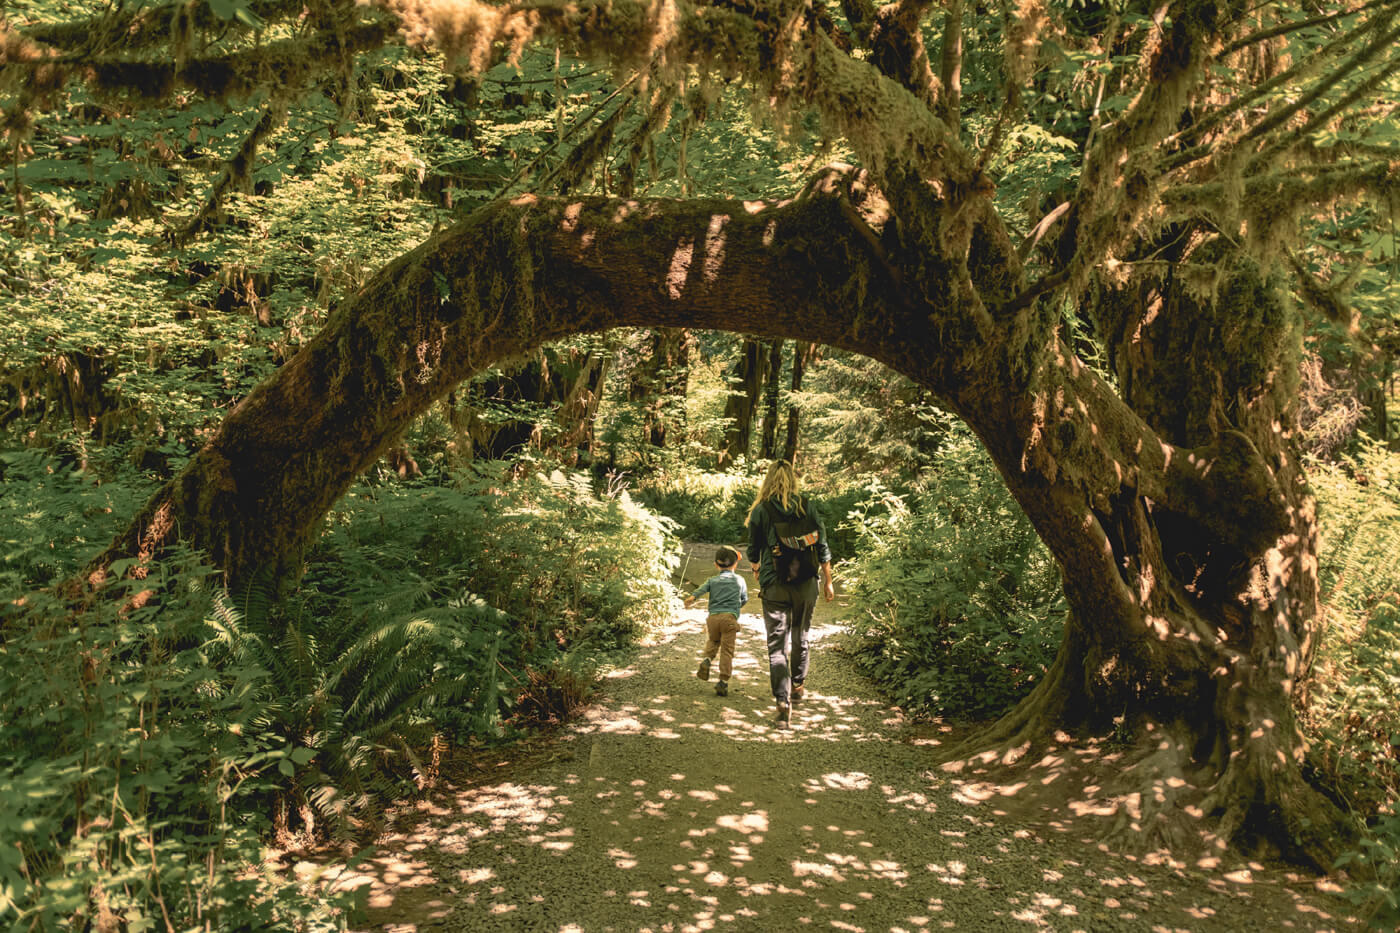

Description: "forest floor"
315 542 1361 932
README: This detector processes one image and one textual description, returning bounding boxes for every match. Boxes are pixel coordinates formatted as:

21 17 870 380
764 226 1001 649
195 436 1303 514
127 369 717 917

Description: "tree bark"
627 327 694 449
719 338 764 468
759 339 783 460
782 342 815 465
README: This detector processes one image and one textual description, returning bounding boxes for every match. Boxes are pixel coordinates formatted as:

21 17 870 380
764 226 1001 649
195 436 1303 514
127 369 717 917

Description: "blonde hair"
746 460 804 525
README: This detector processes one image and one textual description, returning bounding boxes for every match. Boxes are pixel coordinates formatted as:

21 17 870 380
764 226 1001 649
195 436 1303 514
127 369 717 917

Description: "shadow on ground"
309 544 1356 932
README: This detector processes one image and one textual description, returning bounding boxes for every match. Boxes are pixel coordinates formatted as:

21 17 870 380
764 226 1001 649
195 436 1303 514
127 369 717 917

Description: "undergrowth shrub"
630 468 760 543
1306 441 1400 927
0 454 679 926
0 551 353 931
838 434 1063 719
306 464 676 656
0 448 152 588
214 585 511 843
250 462 677 835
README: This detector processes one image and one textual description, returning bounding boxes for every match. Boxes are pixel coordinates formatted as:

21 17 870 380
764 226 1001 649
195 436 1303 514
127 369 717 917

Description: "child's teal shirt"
692 569 748 617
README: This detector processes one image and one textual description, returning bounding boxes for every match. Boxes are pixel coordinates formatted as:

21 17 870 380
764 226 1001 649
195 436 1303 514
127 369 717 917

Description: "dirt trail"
331 544 1358 932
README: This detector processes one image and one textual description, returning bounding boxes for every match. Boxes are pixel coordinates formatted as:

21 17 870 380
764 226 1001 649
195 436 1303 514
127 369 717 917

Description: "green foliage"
629 462 869 558
0 553 354 931
1335 811 1400 931
209 583 509 841
233 462 680 839
796 351 954 482
839 432 1065 719
1305 442 1400 923
1306 441 1400 816
0 447 154 588
630 468 761 545
0 452 680 924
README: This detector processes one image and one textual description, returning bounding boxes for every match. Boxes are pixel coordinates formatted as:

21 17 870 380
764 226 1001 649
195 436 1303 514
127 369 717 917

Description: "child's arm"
685 579 709 609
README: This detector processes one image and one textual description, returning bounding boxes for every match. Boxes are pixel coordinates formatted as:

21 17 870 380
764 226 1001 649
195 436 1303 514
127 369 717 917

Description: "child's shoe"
697 657 711 681
715 680 728 696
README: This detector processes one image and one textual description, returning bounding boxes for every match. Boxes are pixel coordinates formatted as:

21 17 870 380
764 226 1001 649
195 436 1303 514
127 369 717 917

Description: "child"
684 545 749 697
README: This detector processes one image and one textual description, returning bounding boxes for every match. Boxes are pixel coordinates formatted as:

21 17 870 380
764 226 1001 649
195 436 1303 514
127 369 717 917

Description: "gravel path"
334 545 1359 932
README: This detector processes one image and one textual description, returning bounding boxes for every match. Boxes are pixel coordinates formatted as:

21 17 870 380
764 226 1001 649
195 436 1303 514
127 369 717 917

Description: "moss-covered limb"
1232 15 1400 168
1159 160 1400 227
4 20 396 102
1055 0 1250 294
83 186 927 586
378 0 968 182
1161 2 1400 177
838 0 878 44
866 0 940 114
1248 66 1400 178
17 0 311 53
1219 0 1399 58
969 332 1287 569
801 28 968 182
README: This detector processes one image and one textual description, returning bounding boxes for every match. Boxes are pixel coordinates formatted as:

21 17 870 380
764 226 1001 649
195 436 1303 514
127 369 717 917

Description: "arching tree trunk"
759 339 783 460
83 169 1348 867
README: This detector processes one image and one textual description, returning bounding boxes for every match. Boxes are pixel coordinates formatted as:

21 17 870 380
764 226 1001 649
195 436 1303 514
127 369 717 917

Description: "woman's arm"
813 499 835 600
746 507 765 570
746 507 766 591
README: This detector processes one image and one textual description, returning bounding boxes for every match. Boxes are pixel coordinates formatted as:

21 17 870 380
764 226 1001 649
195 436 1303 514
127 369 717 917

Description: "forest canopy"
2 0 1400 927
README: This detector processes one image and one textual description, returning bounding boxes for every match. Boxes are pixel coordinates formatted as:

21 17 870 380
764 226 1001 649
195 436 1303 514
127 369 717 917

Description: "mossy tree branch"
17 0 311 53
4 20 396 102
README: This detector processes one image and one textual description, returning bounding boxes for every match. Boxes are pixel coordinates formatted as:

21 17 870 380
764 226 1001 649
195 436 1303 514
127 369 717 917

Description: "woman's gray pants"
760 578 819 704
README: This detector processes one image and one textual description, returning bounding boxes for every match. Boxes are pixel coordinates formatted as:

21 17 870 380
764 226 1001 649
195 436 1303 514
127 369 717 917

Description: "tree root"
936 660 1357 872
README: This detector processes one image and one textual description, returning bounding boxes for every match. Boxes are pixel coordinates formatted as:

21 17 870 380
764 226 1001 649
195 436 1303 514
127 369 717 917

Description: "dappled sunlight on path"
328 548 1357 932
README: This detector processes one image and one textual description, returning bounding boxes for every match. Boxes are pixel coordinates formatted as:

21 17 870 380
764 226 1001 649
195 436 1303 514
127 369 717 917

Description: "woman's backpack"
764 497 821 584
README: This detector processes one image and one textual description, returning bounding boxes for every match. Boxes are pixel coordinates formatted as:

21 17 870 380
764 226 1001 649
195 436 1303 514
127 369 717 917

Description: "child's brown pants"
704 612 740 681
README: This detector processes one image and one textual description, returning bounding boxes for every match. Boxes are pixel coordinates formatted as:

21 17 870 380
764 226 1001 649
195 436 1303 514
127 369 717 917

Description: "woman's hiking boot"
791 683 806 703
776 702 791 729
697 657 711 681
715 680 728 696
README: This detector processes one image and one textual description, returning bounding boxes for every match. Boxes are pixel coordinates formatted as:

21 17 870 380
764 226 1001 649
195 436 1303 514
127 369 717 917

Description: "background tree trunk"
719 338 764 468
782 342 815 465
759 339 783 460
627 327 694 449
450 344 611 463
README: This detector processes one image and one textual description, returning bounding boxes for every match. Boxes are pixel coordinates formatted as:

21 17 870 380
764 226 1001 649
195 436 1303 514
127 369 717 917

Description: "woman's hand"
821 562 835 602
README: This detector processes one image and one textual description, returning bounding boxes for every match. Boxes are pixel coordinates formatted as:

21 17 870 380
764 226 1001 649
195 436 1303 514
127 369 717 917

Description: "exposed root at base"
936 698 1355 873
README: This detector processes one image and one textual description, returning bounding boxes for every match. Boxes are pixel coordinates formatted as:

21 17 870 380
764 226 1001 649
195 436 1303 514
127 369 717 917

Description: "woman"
745 460 835 729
